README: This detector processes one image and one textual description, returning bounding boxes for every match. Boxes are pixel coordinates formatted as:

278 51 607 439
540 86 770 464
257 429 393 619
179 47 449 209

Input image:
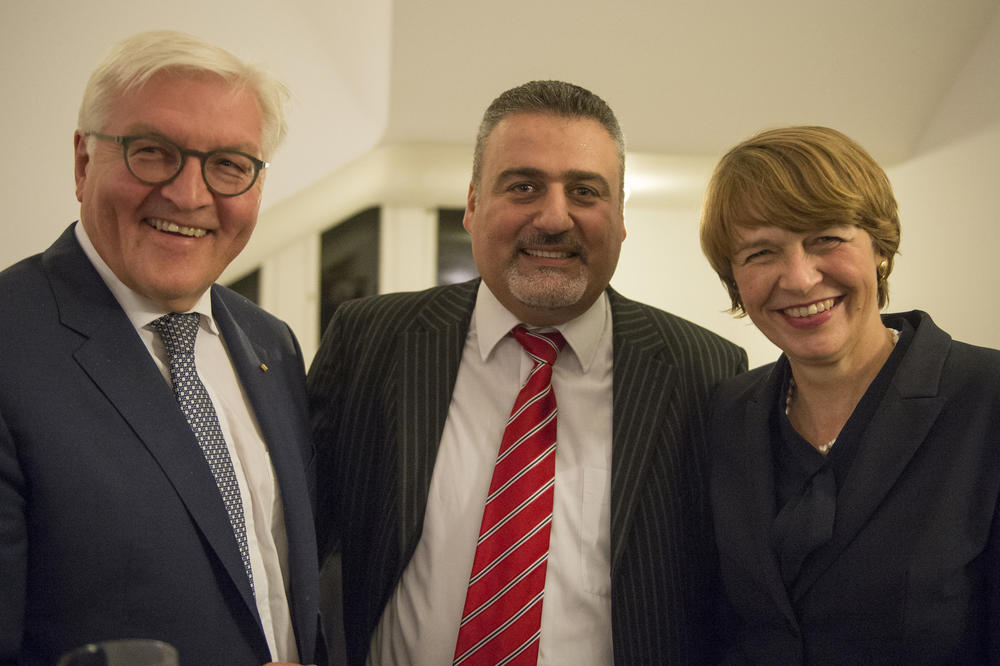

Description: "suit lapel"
395 281 477 559
606 292 678 569
732 366 800 626
212 289 317 638
791 315 949 600
43 229 260 619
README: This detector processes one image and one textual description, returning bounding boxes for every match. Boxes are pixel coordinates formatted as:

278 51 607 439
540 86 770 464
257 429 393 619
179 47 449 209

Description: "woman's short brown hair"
700 126 900 314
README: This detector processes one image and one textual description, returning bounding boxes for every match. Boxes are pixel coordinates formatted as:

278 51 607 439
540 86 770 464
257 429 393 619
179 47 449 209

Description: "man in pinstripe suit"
308 80 747 665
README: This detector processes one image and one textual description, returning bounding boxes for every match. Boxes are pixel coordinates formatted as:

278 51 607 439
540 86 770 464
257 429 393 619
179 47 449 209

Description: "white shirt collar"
472 280 610 373
74 221 219 335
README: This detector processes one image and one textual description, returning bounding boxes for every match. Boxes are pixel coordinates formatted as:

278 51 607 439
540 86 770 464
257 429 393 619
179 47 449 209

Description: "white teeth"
147 218 207 238
785 298 835 318
524 249 571 259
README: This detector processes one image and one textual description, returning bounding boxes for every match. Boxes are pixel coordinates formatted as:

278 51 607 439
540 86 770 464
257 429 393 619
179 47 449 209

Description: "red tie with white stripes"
453 325 566 665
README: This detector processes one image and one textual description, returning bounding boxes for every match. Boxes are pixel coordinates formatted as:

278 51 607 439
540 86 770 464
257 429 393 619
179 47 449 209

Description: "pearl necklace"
785 327 900 455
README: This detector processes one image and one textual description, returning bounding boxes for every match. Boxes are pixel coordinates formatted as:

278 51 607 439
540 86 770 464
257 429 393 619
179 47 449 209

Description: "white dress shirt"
75 223 298 663
369 281 614 664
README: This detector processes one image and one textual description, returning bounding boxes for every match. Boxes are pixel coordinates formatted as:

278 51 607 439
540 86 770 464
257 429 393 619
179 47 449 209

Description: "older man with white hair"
0 31 320 665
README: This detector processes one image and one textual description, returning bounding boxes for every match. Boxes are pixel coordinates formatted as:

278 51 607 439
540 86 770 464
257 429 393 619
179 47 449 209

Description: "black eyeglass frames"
86 132 268 197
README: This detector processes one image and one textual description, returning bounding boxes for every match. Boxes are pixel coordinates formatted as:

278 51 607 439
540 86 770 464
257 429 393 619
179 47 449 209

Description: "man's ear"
462 182 477 232
73 132 90 203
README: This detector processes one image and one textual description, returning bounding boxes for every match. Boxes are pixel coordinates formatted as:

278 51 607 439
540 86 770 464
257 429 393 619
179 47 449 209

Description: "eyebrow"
730 235 774 256
494 167 611 194
123 124 262 156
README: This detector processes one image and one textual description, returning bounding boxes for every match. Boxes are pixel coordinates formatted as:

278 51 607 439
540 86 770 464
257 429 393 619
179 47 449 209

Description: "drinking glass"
57 639 179 666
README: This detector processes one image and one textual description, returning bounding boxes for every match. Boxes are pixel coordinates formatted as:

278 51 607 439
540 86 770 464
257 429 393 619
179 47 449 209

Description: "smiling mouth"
783 297 836 318
522 248 574 259
146 218 208 238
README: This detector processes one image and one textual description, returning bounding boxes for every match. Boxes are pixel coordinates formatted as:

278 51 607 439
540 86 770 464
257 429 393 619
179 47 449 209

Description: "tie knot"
511 325 565 366
152 312 201 357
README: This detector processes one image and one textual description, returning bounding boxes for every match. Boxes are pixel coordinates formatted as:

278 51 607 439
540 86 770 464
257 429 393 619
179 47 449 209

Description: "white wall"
266 1 1000 368
887 4 1000 353
285 5 997 368
888 123 1000 351
5 2 995 370
23 1 986 368
0 0 391 271
616 121 1000 368
611 153 781 367
612 205 780 369
279 109 1000 367
272 113 1000 368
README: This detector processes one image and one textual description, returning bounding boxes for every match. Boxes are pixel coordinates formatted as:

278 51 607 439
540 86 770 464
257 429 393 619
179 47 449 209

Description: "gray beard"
505 264 588 310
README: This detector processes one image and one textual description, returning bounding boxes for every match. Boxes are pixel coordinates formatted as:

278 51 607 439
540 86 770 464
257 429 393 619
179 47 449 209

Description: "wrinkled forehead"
496 111 616 148
110 72 264 146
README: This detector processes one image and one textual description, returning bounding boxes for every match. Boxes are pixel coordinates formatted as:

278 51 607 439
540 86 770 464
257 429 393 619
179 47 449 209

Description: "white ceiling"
384 0 998 164
1 0 997 270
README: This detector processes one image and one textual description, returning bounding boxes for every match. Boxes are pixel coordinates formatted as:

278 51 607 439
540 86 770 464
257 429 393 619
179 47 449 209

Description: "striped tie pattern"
454 325 565 665
152 312 255 595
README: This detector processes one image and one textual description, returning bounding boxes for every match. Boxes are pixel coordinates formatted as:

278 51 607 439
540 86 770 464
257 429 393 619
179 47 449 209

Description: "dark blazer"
308 279 747 665
0 226 320 666
709 310 1000 664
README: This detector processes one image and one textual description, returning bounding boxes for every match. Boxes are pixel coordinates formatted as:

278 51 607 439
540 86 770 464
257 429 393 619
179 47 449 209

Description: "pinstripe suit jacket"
308 279 747 664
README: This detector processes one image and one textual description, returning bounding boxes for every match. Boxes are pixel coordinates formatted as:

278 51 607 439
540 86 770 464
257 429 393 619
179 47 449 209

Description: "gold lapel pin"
260 363 269 372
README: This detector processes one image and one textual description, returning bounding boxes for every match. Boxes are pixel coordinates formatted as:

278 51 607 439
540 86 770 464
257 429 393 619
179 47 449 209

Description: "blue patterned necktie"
152 312 255 595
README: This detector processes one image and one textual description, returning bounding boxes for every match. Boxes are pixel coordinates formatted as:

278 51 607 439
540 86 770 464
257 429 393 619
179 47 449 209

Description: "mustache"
515 231 585 255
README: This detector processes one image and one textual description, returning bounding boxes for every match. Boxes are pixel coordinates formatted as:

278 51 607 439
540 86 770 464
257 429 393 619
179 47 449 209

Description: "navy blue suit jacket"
709 311 1000 664
0 226 320 665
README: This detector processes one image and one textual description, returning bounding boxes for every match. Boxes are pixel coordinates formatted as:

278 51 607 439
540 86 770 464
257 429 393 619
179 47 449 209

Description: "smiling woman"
728 222 886 369
698 125 1000 663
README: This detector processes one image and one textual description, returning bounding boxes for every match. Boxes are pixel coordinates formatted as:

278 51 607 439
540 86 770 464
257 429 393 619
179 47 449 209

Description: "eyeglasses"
87 132 268 197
